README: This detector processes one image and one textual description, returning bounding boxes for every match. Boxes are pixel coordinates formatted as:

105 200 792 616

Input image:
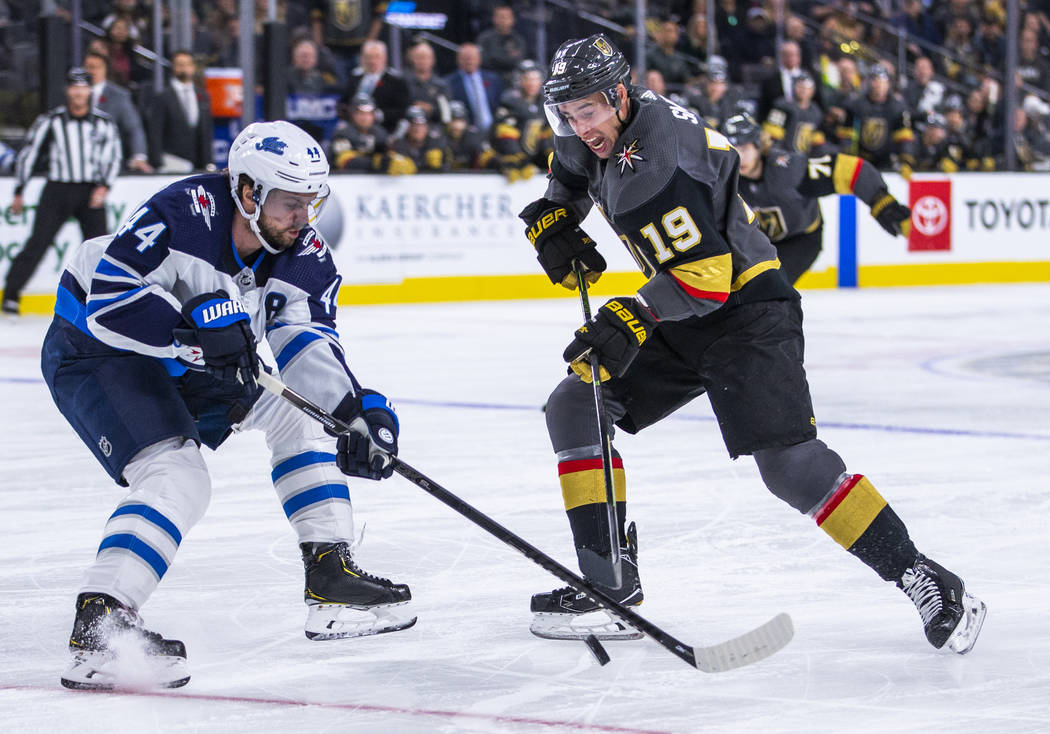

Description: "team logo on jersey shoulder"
297 230 329 260
256 136 287 155
616 139 645 174
774 154 790 167
187 185 217 230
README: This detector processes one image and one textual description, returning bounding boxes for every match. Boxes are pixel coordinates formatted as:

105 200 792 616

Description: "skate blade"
305 601 417 640
530 610 643 641
60 651 190 691
945 592 987 655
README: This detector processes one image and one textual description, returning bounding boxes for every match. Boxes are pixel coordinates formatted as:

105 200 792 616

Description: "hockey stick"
572 260 622 590
256 368 794 672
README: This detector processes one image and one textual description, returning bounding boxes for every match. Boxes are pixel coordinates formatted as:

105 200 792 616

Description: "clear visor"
544 93 620 137
261 183 330 226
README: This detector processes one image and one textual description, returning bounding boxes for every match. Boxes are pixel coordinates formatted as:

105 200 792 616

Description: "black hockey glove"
871 192 912 237
173 291 258 388
331 389 399 480
520 198 606 290
563 297 658 383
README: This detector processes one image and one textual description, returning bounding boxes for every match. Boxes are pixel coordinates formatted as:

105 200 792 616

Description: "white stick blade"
692 613 794 673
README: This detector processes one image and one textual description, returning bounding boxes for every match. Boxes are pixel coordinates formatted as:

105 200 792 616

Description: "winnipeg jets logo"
256 136 287 155
615 139 645 174
187 186 216 230
297 231 329 260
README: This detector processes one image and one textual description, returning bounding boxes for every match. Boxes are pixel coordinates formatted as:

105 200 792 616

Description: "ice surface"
1 284 1048 733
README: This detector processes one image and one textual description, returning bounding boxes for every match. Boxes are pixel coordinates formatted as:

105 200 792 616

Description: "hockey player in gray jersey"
520 35 985 654
42 121 413 691
723 112 912 284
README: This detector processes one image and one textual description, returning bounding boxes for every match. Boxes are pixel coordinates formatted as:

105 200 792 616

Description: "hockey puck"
584 635 611 666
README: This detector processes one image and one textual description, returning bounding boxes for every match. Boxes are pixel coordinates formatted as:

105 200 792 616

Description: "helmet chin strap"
233 188 283 255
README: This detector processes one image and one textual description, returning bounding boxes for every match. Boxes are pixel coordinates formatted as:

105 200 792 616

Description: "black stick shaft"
573 261 622 588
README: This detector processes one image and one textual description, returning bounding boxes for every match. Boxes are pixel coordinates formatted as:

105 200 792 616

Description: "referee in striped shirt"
3 68 121 315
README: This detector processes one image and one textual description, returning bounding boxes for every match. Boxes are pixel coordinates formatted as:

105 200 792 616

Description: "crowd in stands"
2 0 1050 178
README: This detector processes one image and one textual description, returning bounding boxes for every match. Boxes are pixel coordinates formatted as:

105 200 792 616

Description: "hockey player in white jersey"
41 121 412 691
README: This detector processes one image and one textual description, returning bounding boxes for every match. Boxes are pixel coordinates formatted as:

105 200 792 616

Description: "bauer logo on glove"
564 296 658 382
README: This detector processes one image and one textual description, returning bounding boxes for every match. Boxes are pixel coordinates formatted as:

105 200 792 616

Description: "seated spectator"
684 56 745 130
445 43 503 134
892 0 942 60
759 40 803 121
676 13 712 73
445 100 493 170
784 15 818 72
289 37 340 96
940 15 981 86
732 7 776 75
914 112 963 172
1009 106 1050 171
476 4 528 85
101 15 150 94
1017 28 1050 91
311 0 386 86
646 16 692 88
100 0 146 43
764 72 829 154
389 105 451 173
838 65 915 171
975 11 1006 70
83 49 153 173
903 56 944 117
287 36 341 142
328 93 413 174
146 49 214 173
340 39 410 133
405 39 452 124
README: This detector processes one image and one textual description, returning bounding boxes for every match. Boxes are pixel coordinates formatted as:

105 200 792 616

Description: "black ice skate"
61 593 189 690
301 541 416 640
898 554 986 654
530 522 644 641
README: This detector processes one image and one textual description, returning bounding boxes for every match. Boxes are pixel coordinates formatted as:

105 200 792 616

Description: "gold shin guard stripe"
559 458 626 511
815 474 887 549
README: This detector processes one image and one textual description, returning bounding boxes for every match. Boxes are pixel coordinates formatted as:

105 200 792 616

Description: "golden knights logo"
861 118 888 151
592 37 614 56
754 206 788 242
616 139 645 174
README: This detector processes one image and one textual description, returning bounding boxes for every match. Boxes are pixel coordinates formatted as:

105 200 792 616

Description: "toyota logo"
912 195 949 236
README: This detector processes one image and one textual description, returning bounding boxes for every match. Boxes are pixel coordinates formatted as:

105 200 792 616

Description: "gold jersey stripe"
669 253 733 295
731 257 781 292
832 154 863 194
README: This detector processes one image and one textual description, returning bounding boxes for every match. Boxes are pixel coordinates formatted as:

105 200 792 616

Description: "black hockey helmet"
721 112 762 147
542 34 631 135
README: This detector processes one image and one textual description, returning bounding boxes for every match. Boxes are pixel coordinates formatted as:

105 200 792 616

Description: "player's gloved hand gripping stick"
173 291 259 389
255 364 794 672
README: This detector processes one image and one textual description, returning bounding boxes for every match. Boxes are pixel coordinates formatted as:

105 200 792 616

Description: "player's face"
736 142 761 176
258 189 318 251
558 89 625 159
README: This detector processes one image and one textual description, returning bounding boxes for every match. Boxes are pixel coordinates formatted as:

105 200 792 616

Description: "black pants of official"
4 181 107 301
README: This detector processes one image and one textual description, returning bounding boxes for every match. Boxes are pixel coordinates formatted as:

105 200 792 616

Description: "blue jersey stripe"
271 451 338 483
97 533 169 578
55 285 90 333
275 331 323 370
282 483 350 518
86 285 147 316
110 504 183 545
95 259 138 279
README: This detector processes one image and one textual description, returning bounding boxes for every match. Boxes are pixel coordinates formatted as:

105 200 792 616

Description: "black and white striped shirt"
13 106 122 195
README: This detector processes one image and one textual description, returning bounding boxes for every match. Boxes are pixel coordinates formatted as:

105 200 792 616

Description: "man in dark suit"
83 49 153 173
146 50 215 172
758 40 803 122
339 39 409 133
444 43 502 134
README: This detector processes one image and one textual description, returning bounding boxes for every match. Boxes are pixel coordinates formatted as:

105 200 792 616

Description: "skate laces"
900 566 944 626
333 542 393 585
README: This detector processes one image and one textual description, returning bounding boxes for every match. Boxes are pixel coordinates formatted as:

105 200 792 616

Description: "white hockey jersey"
55 172 356 412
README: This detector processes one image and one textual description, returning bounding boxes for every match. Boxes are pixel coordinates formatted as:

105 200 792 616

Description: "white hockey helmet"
227 120 331 254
